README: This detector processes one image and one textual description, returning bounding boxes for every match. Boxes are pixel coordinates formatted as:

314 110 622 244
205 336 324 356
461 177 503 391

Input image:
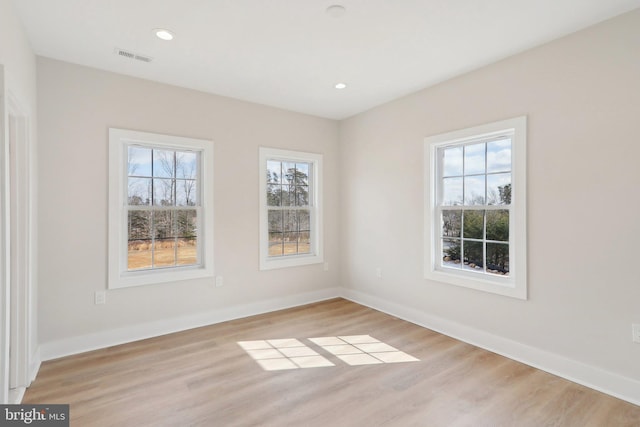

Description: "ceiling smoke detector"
326 5 346 18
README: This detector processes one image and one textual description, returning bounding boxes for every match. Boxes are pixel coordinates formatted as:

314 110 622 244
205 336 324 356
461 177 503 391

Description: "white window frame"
108 128 214 289
424 116 527 299
259 147 323 270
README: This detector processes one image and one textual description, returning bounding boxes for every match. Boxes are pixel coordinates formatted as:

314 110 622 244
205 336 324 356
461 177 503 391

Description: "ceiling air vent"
114 48 153 63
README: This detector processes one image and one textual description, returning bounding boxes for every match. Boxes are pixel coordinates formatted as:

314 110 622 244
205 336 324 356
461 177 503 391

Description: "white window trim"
108 128 214 289
259 147 323 270
424 116 527 299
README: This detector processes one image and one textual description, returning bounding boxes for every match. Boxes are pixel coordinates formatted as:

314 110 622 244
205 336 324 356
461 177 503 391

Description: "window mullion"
150 210 156 268
461 146 466 205
150 149 155 206
483 208 487 274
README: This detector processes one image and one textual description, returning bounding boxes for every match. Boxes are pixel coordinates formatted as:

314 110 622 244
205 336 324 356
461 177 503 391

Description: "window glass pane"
463 210 484 239
154 238 176 267
128 243 152 270
442 177 463 206
441 210 461 238
487 139 511 173
177 238 197 265
295 185 309 206
175 210 197 238
128 211 152 270
176 210 198 265
154 209 176 268
128 146 152 177
153 178 174 206
299 231 311 254
464 175 485 205
176 151 197 179
176 179 196 206
295 163 310 185
442 238 461 268
281 185 294 206
153 210 174 240
128 210 152 240
463 240 483 271
464 143 485 175
268 210 283 232
443 146 463 177
128 177 151 205
269 232 283 256
284 210 297 232
487 173 511 205
267 184 282 206
486 210 509 242
153 149 175 178
267 160 282 184
487 243 509 275
282 162 297 185
283 232 299 255
299 210 310 231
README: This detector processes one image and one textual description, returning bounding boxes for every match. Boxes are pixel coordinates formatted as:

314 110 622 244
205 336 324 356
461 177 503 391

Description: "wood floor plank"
23 298 640 426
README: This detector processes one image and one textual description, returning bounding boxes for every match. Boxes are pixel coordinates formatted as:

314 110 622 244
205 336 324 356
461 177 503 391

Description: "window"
259 148 323 270
424 116 527 299
108 128 214 289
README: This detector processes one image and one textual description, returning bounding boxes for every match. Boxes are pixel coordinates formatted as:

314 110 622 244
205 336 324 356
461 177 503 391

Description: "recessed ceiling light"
154 29 174 41
335 83 347 89
326 5 346 18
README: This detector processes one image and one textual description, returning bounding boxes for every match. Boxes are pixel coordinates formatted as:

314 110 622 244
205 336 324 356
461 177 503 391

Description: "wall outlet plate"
95 291 106 305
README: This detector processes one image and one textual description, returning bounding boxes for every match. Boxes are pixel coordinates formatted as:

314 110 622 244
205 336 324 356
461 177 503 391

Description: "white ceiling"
12 0 640 119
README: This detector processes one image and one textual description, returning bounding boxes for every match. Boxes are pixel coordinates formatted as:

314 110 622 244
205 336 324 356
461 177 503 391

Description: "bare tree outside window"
266 160 311 257
127 146 199 271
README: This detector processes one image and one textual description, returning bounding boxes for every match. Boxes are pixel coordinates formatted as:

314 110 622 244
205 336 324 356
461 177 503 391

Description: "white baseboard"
40 287 341 361
29 348 41 384
8 387 25 405
341 288 640 407
37 286 640 407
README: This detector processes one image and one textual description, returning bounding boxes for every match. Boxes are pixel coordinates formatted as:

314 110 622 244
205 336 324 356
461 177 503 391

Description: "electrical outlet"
94 291 106 305
215 276 224 288
633 324 640 344
375 267 382 278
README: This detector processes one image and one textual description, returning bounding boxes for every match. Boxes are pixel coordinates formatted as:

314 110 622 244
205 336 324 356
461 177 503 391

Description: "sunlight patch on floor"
309 335 419 366
238 335 419 371
237 339 335 371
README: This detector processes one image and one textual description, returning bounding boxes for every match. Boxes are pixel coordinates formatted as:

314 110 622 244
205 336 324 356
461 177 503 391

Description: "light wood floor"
23 298 640 426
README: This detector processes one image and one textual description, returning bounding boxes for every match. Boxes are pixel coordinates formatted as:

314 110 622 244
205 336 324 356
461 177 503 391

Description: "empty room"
1 0 640 425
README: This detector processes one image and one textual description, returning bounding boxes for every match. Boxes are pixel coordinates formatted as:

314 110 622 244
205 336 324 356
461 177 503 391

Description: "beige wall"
36 58 340 346
32 6 640 400
339 9 640 381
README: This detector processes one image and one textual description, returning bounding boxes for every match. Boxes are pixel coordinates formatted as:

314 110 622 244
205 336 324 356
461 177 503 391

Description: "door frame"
0 66 35 404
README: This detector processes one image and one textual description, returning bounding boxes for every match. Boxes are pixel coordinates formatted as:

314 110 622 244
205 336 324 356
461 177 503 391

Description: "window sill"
425 267 526 300
259 253 323 271
109 265 214 289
